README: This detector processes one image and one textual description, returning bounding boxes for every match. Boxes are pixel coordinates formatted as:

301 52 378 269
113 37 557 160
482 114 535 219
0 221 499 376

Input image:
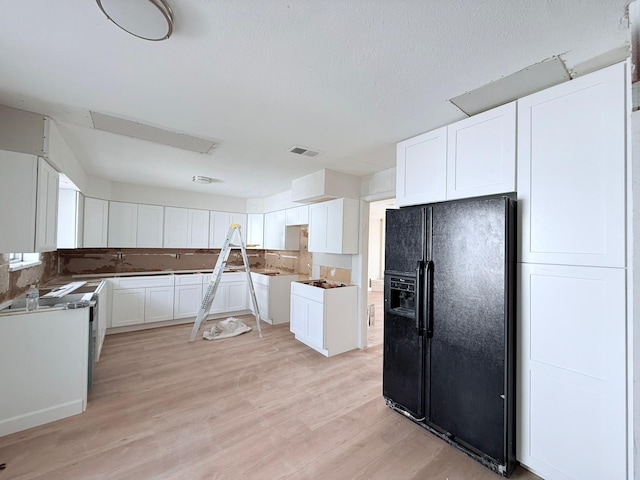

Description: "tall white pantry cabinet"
516 62 628 480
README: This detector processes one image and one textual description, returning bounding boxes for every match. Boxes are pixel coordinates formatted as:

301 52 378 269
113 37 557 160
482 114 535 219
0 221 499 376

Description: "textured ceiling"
0 0 631 199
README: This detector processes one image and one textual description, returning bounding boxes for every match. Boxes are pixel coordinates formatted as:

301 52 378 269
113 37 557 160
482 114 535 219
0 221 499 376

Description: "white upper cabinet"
285 205 309 225
210 211 247 248
35 157 59 252
164 207 188 248
308 198 359 254
57 189 82 249
396 103 517 207
108 202 138 248
136 204 164 248
396 126 447 207
83 197 109 248
0 152 59 253
164 207 209 248
246 213 264 249
517 62 626 267
446 102 516 200
187 209 209 248
209 211 230 248
264 210 299 250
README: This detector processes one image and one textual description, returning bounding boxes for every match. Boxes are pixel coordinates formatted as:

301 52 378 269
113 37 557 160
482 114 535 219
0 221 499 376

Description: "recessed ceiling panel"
449 57 571 116
90 111 216 153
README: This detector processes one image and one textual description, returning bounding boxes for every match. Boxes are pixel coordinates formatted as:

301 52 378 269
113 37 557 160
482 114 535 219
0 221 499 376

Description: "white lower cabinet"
226 282 247 311
110 275 175 328
145 286 174 323
289 281 357 357
111 288 145 327
250 272 299 324
174 274 203 320
517 263 626 480
202 272 248 318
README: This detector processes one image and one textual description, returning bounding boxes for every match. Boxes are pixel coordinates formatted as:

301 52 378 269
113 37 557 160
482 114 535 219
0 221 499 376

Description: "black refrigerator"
383 194 516 477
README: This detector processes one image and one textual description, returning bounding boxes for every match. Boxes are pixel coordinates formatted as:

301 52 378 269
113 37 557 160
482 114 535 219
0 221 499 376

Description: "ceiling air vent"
288 145 321 157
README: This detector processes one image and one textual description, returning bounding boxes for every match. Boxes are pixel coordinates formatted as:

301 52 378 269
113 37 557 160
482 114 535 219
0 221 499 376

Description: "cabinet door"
108 201 138 248
325 200 343 254
57 189 78 249
396 126 447 207
518 263 626 480
305 300 324 350
446 102 516 200
290 294 306 336
308 203 328 252
174 284 203 319
36 157 59 252
83 197 109 248
230 213 248 245
286 206 309 226
0 152 37 252
145 286 175 323
263 211 283 250
226 281 247 312
137 204 164 248
164 207 188 248
187 209 210 248
209 211 230 248
517 62 626 267
111 288 145 327
247 213 264 248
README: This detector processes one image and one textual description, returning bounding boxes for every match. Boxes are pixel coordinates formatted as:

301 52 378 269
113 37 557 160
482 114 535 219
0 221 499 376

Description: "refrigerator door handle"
425 260 434 338
415 260 424 335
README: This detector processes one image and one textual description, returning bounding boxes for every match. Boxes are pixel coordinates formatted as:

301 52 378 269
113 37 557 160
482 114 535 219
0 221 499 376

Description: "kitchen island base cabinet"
251 272 299 325
0 308 89 436
290 281 358 357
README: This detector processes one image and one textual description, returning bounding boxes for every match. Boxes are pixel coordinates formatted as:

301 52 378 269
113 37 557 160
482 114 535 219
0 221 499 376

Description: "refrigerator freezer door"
382 206 431 420
384 206 427 273
428 196 514 465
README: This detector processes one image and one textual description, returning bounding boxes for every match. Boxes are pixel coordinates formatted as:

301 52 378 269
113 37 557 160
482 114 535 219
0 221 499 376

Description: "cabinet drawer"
174 273 202 285
112 275 174 289
291 282 324 302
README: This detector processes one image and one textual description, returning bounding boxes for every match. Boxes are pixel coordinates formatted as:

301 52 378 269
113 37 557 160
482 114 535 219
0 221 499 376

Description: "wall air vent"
288 145 321 157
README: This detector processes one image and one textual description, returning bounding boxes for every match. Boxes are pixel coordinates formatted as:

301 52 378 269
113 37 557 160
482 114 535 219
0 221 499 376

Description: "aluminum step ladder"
188 224 262 342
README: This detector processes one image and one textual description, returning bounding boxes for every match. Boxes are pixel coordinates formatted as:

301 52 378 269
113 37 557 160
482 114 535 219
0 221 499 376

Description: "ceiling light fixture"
192 176 213 184
96 0 174 41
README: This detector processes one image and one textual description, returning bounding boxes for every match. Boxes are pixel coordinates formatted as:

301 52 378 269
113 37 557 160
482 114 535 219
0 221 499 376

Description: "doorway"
366 198 396 347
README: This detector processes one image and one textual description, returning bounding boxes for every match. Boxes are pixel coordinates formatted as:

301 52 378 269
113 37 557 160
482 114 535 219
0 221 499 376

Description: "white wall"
83 174 112 200
262 189 306 212
361 167 395 201
632 108 640 480
90 180 247 212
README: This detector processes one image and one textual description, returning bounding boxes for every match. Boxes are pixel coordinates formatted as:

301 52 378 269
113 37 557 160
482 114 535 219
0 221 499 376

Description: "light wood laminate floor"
0 316 540 480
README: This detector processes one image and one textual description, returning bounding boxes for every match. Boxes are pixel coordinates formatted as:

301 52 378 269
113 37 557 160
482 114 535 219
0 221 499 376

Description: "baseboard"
0 399 84 437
